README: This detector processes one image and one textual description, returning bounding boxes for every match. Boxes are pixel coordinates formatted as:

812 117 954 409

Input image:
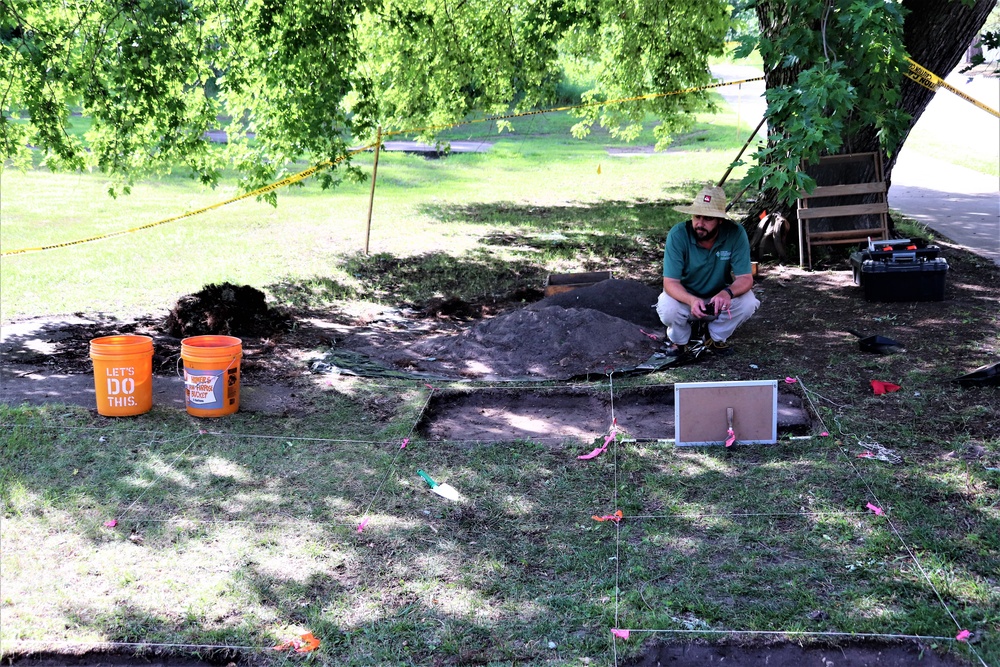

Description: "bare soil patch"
8 654 220 667
6 640 970 667
623 640 969 666
418 385 811 444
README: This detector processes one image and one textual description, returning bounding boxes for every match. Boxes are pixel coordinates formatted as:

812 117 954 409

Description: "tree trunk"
745 0 996 259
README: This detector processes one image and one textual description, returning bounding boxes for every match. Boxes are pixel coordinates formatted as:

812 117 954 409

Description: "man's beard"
693 225 719 242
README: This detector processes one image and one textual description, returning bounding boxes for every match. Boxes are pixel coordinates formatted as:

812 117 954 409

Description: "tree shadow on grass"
418 198 687 231
2 404 997 665
269 250 546 311
268 203 685 311
1 423 628 664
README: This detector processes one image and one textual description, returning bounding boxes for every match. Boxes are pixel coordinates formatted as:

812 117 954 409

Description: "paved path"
889 70 999 265
711 64 1000 266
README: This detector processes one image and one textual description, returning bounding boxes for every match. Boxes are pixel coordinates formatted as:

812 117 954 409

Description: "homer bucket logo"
185 369 224 409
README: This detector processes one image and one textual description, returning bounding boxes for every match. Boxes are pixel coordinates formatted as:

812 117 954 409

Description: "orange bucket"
180 335 242 417
89 335 154 417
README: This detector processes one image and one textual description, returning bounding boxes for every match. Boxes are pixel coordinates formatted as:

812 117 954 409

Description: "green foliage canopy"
2 0 730 198
2 0 368 198
4 0 986 207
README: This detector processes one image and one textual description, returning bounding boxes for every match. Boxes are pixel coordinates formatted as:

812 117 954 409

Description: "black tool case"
849 238 948 302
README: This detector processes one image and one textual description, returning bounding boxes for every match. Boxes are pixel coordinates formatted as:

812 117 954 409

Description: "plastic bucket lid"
180 335 242 360
90 334 154 357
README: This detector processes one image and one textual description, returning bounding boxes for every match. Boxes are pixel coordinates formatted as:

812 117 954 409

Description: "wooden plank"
800 182 886 198
797 203 889 219
807 228 887 240
809 234 887 246
544 270 613 297
674 381 778 446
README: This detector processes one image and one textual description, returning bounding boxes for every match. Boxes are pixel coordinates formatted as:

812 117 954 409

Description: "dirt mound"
407 304 660 379
326 279 666 380
162 283 290 338
526 278 663 329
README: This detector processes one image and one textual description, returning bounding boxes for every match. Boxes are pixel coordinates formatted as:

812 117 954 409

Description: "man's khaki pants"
656 290 760 345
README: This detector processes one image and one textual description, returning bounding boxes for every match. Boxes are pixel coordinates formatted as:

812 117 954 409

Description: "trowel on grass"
417 469 461 501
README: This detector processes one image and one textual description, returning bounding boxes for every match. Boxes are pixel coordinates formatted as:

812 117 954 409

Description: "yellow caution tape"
2 147 372 256
4 78 768 256
905 58 943 92
938 79 1000 118
388 77 766 138
906 58 999 119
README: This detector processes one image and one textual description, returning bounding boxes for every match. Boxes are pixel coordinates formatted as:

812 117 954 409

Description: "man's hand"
708 290 732 315
707 274 753 315
690 299 714 318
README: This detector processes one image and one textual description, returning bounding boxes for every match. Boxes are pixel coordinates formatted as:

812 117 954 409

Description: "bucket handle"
177 351 240 378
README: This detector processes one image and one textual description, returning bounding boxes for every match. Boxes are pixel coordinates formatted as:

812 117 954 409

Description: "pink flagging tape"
725 428 735 448
357 518 369 533
577 445 606 460
865 502 884 516
611 628 630 639
577 424 618 460
956 629 971 642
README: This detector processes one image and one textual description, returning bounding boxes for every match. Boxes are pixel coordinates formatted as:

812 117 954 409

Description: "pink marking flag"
592 510 624 523
865 502 884 516
784 377 797 384
611 628 630 639
400 438 409 450
577 445 606 460
577 426 617 460
956 629 971 642
104 519 117 528
725 427 735 448
357 518 369 533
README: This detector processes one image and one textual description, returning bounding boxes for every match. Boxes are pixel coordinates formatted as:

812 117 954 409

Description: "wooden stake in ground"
364 126 383 255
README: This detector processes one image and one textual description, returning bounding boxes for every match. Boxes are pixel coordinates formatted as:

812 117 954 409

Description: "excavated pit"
418 385 812 445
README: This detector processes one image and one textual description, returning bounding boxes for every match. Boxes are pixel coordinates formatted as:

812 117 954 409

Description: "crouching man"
656 185 760 357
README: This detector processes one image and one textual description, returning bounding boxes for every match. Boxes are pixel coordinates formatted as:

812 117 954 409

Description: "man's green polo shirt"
662 220 752 298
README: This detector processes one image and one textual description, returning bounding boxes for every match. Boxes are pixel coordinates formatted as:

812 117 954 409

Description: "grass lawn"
1 95 998 667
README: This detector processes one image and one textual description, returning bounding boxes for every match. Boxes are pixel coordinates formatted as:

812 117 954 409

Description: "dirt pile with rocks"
346 279 665 380
163 282 290 338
